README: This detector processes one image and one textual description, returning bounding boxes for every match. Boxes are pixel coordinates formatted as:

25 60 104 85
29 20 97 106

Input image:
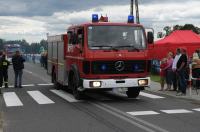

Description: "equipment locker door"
47 41 53 75
57 38 66 85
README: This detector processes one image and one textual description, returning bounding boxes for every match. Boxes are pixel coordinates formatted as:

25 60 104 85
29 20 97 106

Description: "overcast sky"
0 0 200 43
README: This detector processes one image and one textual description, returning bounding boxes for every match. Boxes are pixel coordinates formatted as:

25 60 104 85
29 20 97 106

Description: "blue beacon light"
128 15 134 23
133 64 139 71
92 14 99 22
101 64 107 71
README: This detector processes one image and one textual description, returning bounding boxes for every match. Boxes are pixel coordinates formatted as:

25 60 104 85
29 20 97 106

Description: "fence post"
189 63 192 96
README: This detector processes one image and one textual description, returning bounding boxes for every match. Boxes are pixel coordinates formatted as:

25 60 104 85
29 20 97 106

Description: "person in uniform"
1 54 10 88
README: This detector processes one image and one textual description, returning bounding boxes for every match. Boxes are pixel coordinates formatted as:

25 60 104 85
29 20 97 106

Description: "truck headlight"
89 81 101 88
138 79 148 86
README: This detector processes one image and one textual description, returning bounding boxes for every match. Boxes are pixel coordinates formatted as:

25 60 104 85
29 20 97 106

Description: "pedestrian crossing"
0 83 53 88
127 111 160 116
160 109 193 114
127 109 195 116
50 90 80 103
139 92 165 99
2 89 165 107
3 89 200 116
27 91 55 104
3 92 23 107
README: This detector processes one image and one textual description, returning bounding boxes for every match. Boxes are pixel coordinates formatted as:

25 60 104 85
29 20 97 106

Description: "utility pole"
135 0 140 24
130 0 140 24
130 0 134 16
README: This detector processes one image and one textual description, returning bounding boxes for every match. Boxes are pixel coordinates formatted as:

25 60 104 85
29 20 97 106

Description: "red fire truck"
47 15 154 99
4 44 22 63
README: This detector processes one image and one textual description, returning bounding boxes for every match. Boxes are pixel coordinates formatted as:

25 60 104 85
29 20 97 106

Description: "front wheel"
69 74 84 100
126 87 141 98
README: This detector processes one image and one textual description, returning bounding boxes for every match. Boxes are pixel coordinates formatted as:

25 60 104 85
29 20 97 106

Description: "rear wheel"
69 73 84 100
126 87 141 98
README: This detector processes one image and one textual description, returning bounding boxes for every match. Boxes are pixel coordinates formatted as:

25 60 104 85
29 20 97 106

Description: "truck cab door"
74 28 84 56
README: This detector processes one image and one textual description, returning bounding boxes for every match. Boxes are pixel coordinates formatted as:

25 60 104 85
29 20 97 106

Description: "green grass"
150 74 160 83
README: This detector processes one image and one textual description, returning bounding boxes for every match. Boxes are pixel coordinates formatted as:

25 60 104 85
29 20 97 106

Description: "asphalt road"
1 62 200 132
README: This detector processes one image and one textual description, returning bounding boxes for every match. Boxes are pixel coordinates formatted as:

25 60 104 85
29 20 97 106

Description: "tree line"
157 24 200 38
0 39 47 54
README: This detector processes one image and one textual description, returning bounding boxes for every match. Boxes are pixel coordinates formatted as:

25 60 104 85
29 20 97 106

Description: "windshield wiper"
91 45 119 51
91 45 140 51
113 45 140 52
91 45 113 48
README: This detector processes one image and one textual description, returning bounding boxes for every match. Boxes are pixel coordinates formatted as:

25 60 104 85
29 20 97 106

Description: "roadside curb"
146 89 198 100
148 81 200 102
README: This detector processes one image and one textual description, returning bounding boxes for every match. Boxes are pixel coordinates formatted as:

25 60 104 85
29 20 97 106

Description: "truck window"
87 26 146 50
77 28 84 46
67 31 73 45
134 28 146 48
72 33 77 45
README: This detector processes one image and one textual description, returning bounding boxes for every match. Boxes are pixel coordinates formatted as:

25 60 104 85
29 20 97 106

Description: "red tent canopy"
149 30 200 60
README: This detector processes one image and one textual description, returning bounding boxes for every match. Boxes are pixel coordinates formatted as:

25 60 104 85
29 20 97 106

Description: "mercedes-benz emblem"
115 61 125 71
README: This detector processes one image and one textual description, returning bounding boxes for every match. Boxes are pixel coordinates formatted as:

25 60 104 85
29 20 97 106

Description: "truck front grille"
91 60 145 74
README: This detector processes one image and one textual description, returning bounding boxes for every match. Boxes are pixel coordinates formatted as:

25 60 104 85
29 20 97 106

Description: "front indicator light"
89 81 101 88
138 79 148 86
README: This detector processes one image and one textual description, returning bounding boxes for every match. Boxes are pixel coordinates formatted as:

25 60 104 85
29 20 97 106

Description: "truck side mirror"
147 32 154 44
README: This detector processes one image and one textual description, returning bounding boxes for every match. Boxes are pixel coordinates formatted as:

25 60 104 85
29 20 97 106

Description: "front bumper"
82 77 150 89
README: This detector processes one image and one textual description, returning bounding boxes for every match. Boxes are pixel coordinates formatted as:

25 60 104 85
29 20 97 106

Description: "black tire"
126 87 141 98
69 73 84 100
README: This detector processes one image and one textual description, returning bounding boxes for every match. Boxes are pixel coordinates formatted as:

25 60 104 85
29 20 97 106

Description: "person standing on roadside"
165 52 174 91
172 48 181 91
12 51 25 88
192 49 200 88
159 58 167 91
0 51 3 94
176 48 188 96
1 54 10 88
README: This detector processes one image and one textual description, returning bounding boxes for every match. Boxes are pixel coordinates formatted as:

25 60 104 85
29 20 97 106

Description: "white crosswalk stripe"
140 92 165 99
0 83 55 88
37 83 53 86
27 91 55 104
160 109 193 114
127 111 160 116
22 84 35 87
192 108 200 112
3 92 23 107
50 90 80 102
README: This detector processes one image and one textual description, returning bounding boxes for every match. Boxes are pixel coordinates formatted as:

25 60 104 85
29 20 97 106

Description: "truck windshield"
88 26 146 50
